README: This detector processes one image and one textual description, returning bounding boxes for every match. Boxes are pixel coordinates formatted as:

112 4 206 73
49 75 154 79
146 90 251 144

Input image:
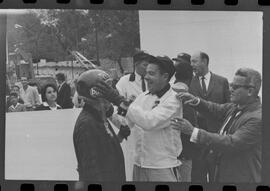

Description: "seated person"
7 92 26 112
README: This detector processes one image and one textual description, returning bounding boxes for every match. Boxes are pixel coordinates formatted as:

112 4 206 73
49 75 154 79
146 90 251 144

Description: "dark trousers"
191 149 216 182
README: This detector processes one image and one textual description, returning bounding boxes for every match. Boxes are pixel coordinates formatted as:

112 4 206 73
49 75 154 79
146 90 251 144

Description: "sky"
139 11 263 83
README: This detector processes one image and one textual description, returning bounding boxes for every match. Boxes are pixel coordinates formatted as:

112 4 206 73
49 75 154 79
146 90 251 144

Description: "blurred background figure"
172 52 197 182
110 68 119 89
35 83 62 111
55 73 73 109
7 92 26 112
19 77 41 111
116 51 152 102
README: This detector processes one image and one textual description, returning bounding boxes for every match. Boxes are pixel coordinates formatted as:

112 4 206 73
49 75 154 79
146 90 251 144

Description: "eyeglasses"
230 83 255 90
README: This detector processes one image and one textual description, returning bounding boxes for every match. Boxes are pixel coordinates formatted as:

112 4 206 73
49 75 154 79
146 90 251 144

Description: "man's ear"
247 88 254 97
163 73 169 81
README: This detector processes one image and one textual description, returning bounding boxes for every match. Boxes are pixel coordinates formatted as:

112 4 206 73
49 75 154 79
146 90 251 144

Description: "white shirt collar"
43 102 61 110
134 71 143 81
200 71 211 80
10 103 20 109
58 81 65 90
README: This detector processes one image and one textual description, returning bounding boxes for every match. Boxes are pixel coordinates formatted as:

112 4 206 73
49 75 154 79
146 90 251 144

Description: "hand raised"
170 117 194 136
176 92 199 105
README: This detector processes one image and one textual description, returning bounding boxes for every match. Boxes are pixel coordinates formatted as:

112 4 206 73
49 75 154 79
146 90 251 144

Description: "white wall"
139 11 263 84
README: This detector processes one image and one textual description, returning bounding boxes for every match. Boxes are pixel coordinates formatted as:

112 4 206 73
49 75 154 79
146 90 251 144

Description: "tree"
7 9 140 66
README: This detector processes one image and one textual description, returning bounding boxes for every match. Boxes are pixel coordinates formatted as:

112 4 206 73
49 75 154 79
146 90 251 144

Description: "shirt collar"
146 83 171 98
200 71 211 80
58 81 65 89
134 71 144 81
43 102 61 108
10 103 20 109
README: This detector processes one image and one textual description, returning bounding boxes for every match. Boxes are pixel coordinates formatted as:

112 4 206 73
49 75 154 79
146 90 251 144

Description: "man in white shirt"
98 56 183 182
114 51 154 180
116 51 151 102
19 77 41 110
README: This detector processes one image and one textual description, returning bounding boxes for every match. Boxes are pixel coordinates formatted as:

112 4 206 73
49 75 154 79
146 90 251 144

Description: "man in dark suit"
189 51 230 182
56 73 73 109
172 68 262 183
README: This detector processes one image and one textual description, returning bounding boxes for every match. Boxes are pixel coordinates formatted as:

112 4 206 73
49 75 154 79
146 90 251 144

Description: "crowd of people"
6 72 75 112
72 50 262 183
6 50 262 183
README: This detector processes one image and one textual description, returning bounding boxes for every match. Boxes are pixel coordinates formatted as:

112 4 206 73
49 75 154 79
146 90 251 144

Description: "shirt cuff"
190 127 199 143
189 97 200 106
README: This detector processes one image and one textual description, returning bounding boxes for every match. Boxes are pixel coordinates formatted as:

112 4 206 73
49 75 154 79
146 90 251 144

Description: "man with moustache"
171 68 261 183
189 51 230 182
97 56 183 181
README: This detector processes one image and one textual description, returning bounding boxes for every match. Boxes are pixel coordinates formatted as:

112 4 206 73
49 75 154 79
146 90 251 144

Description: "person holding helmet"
73 69 130 181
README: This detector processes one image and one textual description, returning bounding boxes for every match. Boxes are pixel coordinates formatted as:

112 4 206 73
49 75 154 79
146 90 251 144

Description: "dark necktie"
201 76 207 97
141 76 146 92
219 108 241 135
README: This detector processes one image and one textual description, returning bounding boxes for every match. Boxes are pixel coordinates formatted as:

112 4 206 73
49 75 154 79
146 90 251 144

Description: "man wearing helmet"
73 69 130 181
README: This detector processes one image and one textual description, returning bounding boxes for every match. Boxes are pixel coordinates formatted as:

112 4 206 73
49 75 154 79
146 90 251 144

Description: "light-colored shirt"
8 103 26 112
199 71 211 91
20 86 41 107
116 72 147 101
126 87 183 169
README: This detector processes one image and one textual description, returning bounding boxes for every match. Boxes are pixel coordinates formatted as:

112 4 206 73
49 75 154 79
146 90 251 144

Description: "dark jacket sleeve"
180 105 198 158
223 78 231 103
195 99 232 123
76 122 102 181
197 117 261 154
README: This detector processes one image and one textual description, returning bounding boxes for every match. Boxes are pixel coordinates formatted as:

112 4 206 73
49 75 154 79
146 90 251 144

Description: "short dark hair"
41 83 58 102
133 51 153 65
174 62 193 85
148 56 175 81
200 52 209 65
56 73 66 82
235 68 261 95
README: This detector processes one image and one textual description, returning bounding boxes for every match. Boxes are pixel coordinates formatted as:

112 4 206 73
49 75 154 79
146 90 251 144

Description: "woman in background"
35 83 62 111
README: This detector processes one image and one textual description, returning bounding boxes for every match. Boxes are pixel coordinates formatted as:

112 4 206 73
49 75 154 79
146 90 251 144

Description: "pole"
95 28 100 65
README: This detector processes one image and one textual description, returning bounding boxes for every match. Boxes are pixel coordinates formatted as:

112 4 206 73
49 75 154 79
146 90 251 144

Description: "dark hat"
172 53 191 64
133 51 153 64
149 56 175 80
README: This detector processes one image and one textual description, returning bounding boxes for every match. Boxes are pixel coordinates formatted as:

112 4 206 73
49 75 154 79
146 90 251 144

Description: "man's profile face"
230 75 250 105
145 64 167 94
191 53 206 77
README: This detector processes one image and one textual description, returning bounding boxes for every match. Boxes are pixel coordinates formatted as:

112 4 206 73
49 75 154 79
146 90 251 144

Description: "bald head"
191 51 209 77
